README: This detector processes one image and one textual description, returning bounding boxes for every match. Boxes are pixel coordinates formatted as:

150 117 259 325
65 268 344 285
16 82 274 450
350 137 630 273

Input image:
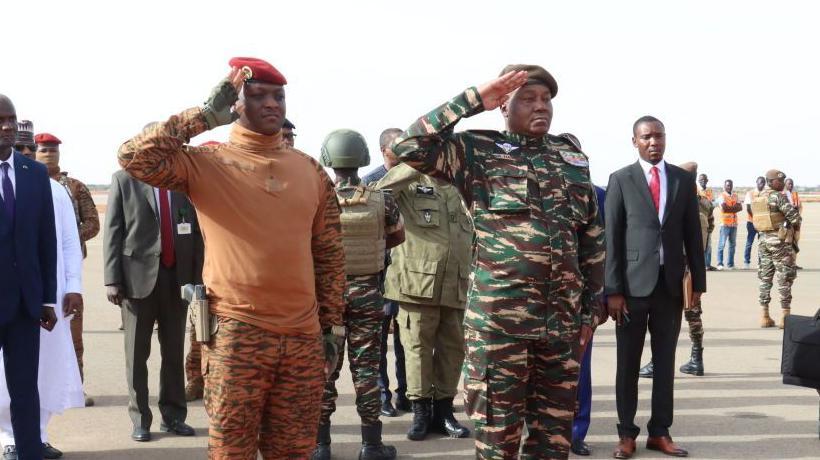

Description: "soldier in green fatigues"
375 162 473 442
313 130 405 460
753 169 801 329
390 65 605 459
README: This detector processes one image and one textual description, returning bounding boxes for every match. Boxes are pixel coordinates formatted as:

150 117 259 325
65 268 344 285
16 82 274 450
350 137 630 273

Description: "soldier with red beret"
117 57 346 459
34 132 100 407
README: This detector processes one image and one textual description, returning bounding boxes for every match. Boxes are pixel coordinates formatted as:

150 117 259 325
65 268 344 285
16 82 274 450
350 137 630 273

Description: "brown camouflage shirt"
57 173 99 258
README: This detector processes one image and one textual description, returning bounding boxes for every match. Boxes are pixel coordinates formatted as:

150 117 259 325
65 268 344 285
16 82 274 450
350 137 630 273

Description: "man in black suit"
0 94 58 460
103 169 203 442
605 116 706 459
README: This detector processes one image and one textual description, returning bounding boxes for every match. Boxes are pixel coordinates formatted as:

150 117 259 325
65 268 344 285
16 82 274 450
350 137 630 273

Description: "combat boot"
359 421 397 460
311 423 331 460
779 308 791 329
407 398 431 441
760 308 775 328
638 360 654 378
679 346 704 376
430 398 470 438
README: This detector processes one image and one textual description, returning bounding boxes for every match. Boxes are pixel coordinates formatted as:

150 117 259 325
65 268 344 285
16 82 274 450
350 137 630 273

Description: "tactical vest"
338 185 386 276
751 190 786 232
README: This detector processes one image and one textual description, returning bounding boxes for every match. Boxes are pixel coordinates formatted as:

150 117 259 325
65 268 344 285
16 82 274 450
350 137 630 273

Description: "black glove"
202 78 240 129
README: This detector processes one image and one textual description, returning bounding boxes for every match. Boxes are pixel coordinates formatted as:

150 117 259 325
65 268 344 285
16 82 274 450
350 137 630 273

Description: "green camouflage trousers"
684 300 703 347
464 327 580 460
320 275 384 426
758 236 797 308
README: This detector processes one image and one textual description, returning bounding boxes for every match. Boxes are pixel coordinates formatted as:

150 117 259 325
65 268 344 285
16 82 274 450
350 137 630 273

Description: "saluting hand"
477 70 529 111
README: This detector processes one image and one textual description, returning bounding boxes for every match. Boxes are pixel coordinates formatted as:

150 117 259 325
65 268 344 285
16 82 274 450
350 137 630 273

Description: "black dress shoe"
132 427 151 442
381 400 398 417
42 442 63 459
571 439 591 456
395 394 411 412
2 445 17 460
160 419 195 436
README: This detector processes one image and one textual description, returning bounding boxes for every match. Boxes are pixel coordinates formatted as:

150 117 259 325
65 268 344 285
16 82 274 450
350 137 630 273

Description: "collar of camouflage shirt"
503 131 549 148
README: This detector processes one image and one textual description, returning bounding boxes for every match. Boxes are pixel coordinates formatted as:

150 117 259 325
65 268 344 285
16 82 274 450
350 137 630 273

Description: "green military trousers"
397 303 465 401
463 327 579 460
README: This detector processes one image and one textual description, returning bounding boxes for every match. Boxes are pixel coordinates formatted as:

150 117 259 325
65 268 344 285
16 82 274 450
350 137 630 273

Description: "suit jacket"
604 161 706 298
0 152 57 324
103 170 204 300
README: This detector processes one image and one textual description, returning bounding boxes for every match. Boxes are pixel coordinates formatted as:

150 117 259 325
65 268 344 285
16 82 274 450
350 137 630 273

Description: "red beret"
228 57 287 86
34 133 62 145
198 141 221 147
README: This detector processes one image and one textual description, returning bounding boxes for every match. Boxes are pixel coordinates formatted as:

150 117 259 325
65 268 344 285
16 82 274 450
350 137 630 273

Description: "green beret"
765 169 786 181
500 64 558 98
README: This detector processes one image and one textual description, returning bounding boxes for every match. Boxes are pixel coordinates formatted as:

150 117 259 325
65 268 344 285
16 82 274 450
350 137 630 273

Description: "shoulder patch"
558 150 589 167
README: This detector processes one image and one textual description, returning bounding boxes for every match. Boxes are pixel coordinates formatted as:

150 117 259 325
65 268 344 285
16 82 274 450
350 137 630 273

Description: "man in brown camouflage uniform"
116 57 346 459
34 132 100 407
312 129 404 460
391 65 605 459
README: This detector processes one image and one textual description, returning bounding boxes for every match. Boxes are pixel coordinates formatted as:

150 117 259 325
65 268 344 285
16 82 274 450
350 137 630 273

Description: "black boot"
359 421 397 460
407 398 431 441
638 360 654 378
679 346 704 376
431 398 470 438
311 423 331 460
395 393 411 412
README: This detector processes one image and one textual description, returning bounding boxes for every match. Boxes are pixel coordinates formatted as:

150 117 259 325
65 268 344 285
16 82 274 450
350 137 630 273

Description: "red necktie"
158 189 175 268
649 166 661 212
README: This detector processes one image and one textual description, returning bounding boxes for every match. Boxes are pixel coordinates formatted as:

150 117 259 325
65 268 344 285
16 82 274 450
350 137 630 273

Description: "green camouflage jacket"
392 87 605 341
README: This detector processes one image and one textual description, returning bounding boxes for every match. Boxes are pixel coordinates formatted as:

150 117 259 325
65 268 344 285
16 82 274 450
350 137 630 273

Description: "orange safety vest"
790 191 801 211
699 188 714 202
721 192 739 226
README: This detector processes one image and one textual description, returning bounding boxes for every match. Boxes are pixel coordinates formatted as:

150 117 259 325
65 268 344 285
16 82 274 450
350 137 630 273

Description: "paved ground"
46 203 820 459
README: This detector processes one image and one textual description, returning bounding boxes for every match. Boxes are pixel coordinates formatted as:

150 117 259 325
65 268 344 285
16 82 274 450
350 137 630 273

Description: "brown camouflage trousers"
464 327 579 460
70 315 84 381
758 237 797 308
683 300 703 347
320 276 384 426
185 315 203 391
203 316 324 460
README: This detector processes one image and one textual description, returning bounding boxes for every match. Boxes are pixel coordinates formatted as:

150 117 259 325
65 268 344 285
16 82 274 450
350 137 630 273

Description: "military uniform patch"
558 150 589 167
495 142 519 154
415 185 435 196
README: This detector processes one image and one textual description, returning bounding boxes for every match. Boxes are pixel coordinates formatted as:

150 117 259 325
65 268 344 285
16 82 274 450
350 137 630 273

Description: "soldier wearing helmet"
313 129 405 460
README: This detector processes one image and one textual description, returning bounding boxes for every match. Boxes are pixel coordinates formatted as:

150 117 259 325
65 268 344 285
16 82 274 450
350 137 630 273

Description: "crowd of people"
0 55 806 460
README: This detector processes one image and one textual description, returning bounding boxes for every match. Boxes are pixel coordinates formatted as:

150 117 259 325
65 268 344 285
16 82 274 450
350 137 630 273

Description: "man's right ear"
500 102 509 119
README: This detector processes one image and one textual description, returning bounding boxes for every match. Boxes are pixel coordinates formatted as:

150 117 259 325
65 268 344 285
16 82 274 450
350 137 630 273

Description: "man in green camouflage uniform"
35 132 100 407
391 65 605 459
313 129 405 460
755 169 801 329
376 161 473 442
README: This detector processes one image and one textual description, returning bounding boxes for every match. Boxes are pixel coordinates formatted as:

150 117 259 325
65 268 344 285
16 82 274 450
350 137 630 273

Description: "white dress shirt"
0 157 16 199
638 158 667 264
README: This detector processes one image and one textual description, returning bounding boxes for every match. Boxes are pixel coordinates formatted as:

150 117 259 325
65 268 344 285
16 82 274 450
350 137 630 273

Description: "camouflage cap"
500 64 558 98
765 169 786 181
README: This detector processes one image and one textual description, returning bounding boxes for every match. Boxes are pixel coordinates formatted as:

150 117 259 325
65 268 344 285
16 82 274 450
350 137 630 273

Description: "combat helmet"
319 129 370 168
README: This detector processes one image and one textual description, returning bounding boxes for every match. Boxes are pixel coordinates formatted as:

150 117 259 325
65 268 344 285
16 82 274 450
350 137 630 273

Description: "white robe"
0 180 85 444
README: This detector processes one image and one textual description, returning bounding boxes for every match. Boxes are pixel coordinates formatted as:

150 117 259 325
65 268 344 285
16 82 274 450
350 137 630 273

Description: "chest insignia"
415 185 435 196
558 150 589 167
495 142 519 154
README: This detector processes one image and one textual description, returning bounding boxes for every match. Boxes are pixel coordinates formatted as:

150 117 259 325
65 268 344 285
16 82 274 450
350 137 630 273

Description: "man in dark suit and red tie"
604 116 706 459
0 94 58 460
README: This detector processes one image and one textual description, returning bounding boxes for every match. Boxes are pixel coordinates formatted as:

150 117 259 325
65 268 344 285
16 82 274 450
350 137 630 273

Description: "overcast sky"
4 0 818 186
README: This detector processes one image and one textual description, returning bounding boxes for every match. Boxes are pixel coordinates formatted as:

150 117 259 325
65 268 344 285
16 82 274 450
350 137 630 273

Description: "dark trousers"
744 221 759 265
123 266 187 429
0 312 41 459
616 270 683 439
572 337 593 443
378 300 406 402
